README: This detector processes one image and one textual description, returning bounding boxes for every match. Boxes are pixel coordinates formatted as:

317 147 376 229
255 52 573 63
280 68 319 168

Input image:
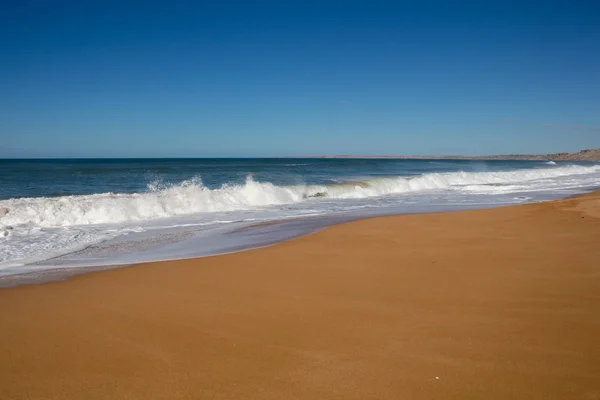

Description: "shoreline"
290 149 600 162
2 189 594 288
1 191 599 399
2 160 599 280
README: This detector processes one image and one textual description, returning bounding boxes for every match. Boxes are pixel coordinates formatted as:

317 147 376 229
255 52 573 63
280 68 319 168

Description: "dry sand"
1 192 600 400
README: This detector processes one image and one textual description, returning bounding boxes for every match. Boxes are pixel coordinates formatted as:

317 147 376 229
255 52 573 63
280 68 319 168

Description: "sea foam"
1 164 598 229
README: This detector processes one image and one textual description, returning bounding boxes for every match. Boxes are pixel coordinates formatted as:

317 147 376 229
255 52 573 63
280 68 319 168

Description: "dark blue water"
1 158 599 275
0 158 561 200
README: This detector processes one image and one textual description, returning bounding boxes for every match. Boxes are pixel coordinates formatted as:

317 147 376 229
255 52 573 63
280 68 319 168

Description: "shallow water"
1 158 599 279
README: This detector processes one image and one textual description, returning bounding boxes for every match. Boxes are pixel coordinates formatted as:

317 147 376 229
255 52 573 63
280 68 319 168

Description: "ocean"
1 158 599 278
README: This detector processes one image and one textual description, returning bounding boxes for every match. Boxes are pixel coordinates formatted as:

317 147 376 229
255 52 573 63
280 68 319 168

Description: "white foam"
1 164 599 269
1 165 599 228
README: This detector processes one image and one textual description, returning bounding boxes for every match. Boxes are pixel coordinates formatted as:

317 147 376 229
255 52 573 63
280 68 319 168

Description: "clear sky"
2 1 599 157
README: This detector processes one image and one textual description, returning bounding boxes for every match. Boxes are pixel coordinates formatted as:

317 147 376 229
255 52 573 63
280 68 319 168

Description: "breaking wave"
1 164 599 228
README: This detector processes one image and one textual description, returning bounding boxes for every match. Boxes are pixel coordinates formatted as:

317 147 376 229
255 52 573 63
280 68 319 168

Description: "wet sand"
1 192 600 399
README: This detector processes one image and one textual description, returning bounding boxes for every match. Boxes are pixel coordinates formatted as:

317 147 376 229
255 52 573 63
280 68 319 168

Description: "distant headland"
309 149 600 162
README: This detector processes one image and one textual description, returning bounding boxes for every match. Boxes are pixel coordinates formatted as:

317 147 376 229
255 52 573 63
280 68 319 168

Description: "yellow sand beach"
1 192 599 399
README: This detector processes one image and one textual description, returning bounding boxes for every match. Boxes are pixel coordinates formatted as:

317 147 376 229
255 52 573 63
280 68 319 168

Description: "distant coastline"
304 149 600 162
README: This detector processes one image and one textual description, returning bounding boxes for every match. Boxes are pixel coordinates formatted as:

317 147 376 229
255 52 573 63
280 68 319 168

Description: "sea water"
1 158 599 278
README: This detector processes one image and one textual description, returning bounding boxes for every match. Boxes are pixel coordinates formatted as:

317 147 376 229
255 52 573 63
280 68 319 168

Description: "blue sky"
1 1 599 157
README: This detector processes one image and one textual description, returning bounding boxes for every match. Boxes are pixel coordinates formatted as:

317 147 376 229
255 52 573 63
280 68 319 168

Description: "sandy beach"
1 192 599 400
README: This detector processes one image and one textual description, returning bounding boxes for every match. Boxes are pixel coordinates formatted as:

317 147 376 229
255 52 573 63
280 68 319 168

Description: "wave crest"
1 165 598 228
